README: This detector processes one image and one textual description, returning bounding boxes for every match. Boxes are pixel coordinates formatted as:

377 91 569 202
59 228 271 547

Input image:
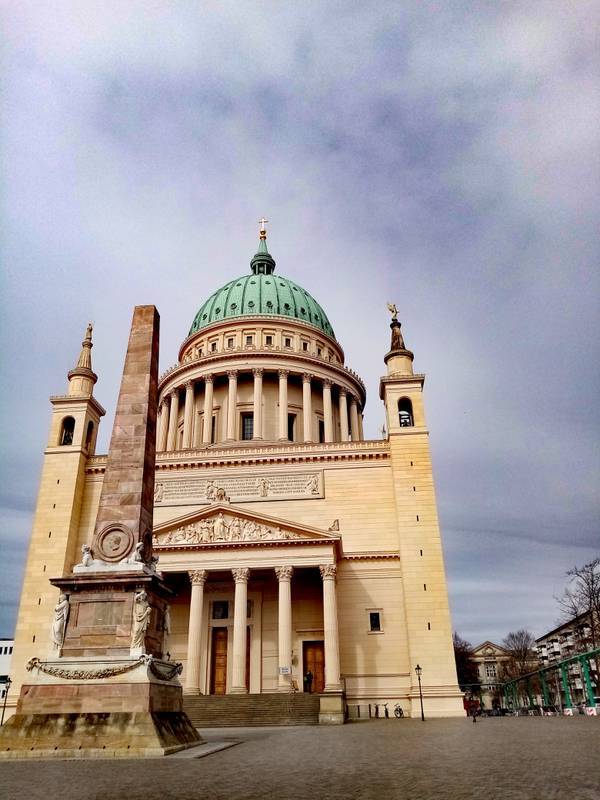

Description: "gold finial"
258 217 268 240
386 302 398 321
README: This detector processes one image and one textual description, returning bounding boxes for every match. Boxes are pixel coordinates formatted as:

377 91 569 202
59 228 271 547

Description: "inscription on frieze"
153 472 323 507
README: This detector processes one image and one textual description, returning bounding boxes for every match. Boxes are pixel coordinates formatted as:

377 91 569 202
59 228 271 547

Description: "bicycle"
394 704 404 718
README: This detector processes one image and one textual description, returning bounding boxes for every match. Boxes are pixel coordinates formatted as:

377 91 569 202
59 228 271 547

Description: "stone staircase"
183 693 321 727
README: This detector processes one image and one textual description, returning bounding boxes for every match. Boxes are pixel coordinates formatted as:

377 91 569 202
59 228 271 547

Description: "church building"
8 223 463 721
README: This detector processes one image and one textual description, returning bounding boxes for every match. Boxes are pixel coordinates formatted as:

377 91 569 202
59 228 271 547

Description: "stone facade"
6 231 463 721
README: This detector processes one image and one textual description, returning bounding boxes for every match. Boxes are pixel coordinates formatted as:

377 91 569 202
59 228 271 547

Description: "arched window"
398 398 414 428
85 420 94 449
60 416 75 446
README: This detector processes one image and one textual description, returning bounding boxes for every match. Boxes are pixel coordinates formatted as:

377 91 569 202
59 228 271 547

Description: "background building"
0 639 13 700
7 228 464 721
469 641 510 709
536 615 598 706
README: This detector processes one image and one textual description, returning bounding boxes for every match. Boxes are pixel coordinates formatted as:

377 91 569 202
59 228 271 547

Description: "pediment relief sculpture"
153 512 311 548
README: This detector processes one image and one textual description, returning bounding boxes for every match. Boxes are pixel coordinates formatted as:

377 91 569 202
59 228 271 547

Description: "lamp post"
1 676 11 726
415 664 425 721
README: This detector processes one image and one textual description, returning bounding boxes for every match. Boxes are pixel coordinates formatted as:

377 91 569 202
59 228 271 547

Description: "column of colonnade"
183 565 340 695
157 369 363 451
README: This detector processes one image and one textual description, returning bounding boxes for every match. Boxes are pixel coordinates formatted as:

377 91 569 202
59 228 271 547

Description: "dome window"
248 300 255 308
266 300 273 309
300 307 306 315
250 280 256 285
265 280 271 285
202 314 207 321
236 282 242 287
292 286 298 291
398 398 414 427
284 303 291 311
230 303 237 310
215 307 221 314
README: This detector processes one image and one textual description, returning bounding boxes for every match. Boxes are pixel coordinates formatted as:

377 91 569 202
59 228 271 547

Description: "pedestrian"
304 670 313 693
472 708 477 723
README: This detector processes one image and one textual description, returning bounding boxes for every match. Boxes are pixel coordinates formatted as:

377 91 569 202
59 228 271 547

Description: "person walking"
304 670 313 693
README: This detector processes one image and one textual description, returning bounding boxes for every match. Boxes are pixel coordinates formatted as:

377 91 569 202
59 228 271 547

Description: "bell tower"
8 326 105 709
380 306 463 717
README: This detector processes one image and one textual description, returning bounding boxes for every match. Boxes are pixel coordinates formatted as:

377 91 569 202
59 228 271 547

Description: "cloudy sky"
1 2 598 646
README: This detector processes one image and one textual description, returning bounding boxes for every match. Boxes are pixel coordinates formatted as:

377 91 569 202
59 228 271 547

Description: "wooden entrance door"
303 640 325 694
210 628 228 695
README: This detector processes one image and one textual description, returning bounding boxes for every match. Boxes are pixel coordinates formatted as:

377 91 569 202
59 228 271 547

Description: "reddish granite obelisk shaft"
92 305 159 562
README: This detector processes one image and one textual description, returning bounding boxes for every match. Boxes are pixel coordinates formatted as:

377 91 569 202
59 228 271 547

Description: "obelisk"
0 306 202 758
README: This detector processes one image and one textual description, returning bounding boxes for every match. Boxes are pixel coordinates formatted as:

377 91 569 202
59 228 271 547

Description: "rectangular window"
485 663 497 679
318 419 325 443
246 335 253 346
302 341 309 351
265 335 273 346
317 347 322 356
287 413 296 442
210 341 217 352
241 412 254 441
284 337 292 348
368 611 382 632
227 337 234 349
212 601 229 620
211 415 217 444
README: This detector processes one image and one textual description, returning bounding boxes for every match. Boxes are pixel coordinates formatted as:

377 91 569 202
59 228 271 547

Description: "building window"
212 601 229 620
246 335 253 346
302 341 309 352
287 413 296 442
318 419 325 443
211 415 217 444
265 335 273 346
317 347 322 356
59 416 75 446
85 420 94 449
284 337 292 348
210 341 217 353
398 398 414 427
227 337 234 349
241 412 254 441
485 662 497 679
368 611 383 632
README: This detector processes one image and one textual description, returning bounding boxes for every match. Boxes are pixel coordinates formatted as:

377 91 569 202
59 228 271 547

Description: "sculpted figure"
229 517 242 541
163 604 171 636
257 477 270 497
51 593 70 650
131 590 152 650
154 482 164 502
213 512 228 540
305 475 319 495
81 544 93 567
206 481 217 501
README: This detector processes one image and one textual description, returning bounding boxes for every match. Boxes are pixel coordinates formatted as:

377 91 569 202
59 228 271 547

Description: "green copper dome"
189 236 336 340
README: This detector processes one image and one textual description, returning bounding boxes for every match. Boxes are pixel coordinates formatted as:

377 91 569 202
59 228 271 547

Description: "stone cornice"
49 394 106 417
85 439 389 474
341 552 400 561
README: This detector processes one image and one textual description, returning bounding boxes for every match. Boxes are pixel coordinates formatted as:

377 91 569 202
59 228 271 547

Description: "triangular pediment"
153 503 340 549
471 640 510 657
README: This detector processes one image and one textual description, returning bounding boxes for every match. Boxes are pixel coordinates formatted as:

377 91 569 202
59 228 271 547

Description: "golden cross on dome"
258 217 269 239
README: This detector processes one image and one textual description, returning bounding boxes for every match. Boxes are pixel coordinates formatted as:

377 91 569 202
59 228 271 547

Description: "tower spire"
384 303 414 376
251 217 276 275
67 323 98 397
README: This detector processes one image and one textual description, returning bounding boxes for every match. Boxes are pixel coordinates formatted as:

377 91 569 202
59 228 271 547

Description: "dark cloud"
1 2 598 643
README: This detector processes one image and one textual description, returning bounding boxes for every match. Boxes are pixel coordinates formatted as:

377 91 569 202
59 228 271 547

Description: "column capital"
339 387 347 398
160 396 169 408
227 370 238 379
185 379 194 390
278 369 289 378
319 564 337 580
323 378 333 389
189 569 207 586
253 367 264 377
302 373 313 384
350 395 358 407
275 565 294 582
232 567 250 584
170 388 179 399
204 373 214 384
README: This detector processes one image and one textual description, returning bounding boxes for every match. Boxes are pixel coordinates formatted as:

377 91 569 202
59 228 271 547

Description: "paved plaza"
1 717 599 800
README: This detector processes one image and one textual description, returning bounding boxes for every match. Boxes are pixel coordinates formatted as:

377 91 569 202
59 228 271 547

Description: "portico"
152 505 341 698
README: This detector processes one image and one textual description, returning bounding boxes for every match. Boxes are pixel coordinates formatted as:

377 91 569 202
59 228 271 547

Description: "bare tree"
501 629 537 680
557 558 600 651
453 632 480 694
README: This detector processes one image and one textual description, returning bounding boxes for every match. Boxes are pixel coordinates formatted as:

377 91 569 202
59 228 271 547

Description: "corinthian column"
230 567 250 693
182 380 195 449
158 398 169 452
350 397 360 441
278 369 289 441
252 368 263 440
226 370 238 441
166 389 180 451
185 569 207 693
339 389 349 441
320 564 342 691
275 566 294 692
202 375 214 444
302 373 313 443
322 379 333 443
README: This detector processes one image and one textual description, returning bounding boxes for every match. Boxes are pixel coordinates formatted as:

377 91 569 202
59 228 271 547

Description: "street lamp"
1 676 12 726
415 664 425 721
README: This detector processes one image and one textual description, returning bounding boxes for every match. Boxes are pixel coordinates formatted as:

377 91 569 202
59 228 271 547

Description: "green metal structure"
502 647 599 710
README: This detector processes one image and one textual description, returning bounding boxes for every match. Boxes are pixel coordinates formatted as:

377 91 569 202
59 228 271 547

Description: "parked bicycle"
394 704 404 718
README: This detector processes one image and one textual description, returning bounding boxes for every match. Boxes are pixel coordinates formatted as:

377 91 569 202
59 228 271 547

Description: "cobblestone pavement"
1 717 599 800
